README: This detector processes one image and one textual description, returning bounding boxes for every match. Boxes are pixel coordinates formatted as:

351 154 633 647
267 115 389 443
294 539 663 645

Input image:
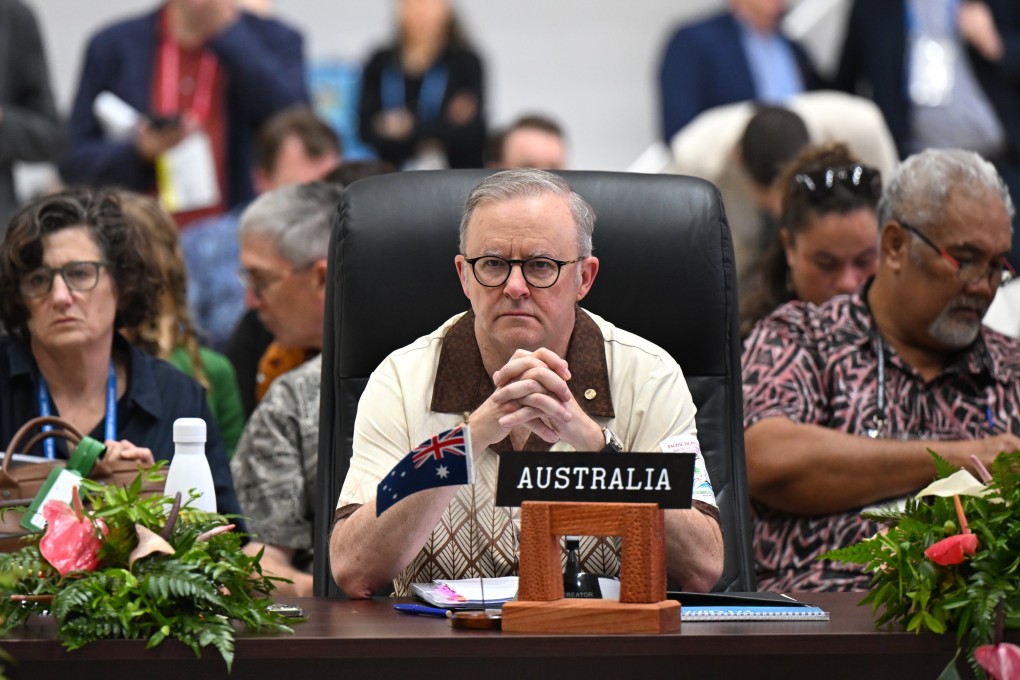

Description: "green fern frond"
821 540 886 565
928 449 960 479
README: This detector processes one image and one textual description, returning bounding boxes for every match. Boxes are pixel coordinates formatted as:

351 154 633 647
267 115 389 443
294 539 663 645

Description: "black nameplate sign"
495 451 694 508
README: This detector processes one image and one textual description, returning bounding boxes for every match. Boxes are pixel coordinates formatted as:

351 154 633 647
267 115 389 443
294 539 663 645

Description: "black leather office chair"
313 170 755 597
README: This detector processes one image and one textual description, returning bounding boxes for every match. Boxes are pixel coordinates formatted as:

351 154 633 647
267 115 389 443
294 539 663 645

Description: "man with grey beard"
741 148 1020 593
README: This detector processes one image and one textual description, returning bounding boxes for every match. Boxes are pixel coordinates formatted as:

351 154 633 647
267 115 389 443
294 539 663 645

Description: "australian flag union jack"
376 424 474 516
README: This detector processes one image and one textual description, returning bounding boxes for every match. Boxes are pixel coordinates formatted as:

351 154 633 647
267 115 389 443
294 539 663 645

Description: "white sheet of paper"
598 577 620 600
93 91 140 140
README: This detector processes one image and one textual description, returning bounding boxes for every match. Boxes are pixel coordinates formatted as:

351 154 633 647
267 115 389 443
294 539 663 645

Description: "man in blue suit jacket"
62 0 308 216
658 0 819 144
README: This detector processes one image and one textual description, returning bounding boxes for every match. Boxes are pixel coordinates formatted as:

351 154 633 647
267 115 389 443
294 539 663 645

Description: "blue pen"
393 603 450 618
986 405 995 430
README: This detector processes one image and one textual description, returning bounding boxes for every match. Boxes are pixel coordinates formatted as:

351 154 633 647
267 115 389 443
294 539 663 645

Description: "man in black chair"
329 169 723 598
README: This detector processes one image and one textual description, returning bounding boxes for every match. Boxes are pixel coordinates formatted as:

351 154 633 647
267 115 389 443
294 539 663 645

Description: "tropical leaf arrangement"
0 468 298 671
822 450 1020 680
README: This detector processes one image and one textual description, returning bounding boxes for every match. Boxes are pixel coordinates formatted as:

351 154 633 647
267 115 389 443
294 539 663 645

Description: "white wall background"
28 0 849 171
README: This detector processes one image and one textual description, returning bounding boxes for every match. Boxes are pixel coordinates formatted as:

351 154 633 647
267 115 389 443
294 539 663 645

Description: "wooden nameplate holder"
501 501 679 634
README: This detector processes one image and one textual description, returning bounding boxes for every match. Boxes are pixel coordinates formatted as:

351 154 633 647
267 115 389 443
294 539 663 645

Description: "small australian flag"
376 424 474 516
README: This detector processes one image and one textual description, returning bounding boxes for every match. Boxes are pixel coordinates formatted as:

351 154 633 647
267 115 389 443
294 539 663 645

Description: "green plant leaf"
0 469 298 669
822 449 1020 675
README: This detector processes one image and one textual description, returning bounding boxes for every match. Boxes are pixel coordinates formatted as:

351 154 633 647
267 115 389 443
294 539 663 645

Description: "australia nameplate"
495 452 694 508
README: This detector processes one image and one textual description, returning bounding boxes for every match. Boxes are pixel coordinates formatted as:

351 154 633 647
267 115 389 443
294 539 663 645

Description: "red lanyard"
157 10 219 122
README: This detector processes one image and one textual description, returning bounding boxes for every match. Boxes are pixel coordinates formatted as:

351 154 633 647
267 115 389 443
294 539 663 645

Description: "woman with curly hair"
740 143 883 339
0 188 243 518
118 192 244 458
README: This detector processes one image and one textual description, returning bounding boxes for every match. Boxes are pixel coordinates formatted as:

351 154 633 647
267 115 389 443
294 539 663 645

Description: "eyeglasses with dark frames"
794 163 882 204
464 255 585 289
899 221 1015 287
20 261 109 298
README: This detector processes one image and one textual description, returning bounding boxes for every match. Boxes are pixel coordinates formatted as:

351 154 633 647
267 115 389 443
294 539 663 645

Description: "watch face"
603 428 623 452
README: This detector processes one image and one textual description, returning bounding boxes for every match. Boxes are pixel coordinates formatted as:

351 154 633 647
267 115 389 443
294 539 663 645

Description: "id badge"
908 36 956 107
156 130 221 213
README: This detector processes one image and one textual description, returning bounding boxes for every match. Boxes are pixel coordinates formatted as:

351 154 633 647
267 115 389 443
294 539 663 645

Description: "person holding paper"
330 169 724 598
61 0 307 227
743 148 1020 592
0 188 243 520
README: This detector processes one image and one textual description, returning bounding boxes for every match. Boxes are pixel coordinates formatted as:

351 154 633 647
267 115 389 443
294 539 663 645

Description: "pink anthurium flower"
975 642 1020 680
924 533 979 566
38 491 107 576
925 494 979 566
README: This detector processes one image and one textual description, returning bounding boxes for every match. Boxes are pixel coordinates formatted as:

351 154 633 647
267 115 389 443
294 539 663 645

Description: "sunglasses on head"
794 164 882 204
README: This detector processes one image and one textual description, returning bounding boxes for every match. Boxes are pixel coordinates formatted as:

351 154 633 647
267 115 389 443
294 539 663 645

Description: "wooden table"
0 593 963 679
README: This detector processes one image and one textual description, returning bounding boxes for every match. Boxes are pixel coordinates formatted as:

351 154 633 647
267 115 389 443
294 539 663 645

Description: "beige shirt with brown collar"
337 308 718 596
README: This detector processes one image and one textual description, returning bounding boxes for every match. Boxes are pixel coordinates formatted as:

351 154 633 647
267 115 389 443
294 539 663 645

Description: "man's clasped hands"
471 348 604 453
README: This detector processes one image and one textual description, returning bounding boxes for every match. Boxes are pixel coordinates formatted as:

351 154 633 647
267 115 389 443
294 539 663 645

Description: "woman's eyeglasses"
794 164 882 204
20 261 108 298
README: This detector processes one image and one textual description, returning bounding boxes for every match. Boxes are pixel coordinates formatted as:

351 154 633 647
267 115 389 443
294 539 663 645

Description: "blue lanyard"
382 62 449 122
36 361 117 460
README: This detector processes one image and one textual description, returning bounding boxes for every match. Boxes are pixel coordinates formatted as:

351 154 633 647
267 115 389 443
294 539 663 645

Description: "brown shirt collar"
430 307 615 453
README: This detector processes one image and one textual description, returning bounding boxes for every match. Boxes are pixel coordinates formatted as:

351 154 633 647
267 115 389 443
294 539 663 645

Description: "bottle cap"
173 418 206 444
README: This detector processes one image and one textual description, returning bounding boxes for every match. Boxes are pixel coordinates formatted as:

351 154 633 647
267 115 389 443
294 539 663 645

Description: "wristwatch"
600 427 623 453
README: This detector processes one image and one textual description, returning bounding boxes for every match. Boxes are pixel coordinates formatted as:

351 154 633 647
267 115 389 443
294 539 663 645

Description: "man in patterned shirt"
230 354 321 596
329 169 723 598
743 148 1020 592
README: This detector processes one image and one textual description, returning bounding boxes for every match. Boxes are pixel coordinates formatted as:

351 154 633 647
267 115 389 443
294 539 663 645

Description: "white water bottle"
164 418 216 513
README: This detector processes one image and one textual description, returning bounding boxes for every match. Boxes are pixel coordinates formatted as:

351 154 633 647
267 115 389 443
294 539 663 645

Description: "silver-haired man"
330 169 724 598
743 148 1020 593
230 181 341 595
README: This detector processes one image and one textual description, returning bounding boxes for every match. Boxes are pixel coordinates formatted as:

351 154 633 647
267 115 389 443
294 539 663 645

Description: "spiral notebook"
670 591 830 622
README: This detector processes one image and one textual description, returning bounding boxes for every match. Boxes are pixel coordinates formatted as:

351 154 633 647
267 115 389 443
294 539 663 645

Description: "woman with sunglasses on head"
0 188 244 520
740 143 883 339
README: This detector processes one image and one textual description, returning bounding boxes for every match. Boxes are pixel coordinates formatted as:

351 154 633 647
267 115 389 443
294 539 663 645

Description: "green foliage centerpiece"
0 468 297 670
823 451 1020 679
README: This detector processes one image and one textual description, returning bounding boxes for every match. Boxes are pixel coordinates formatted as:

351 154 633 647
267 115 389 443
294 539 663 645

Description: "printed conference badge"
156 131 221 213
